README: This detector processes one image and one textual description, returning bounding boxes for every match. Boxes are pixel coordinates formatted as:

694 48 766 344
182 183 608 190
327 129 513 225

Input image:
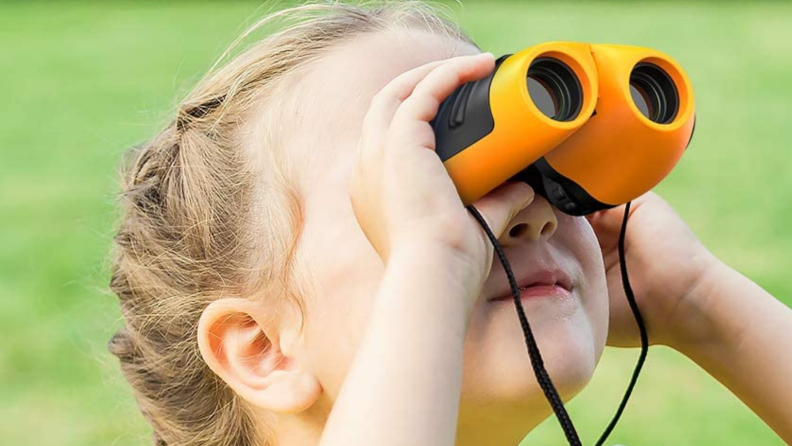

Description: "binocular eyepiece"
526 57 582 122
433 42 695 215
629 62 679 124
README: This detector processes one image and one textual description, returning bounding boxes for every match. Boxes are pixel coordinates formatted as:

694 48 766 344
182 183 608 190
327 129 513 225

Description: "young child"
107 2 792 445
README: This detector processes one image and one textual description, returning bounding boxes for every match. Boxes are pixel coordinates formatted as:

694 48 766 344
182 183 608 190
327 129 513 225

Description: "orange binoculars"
432 42 696 215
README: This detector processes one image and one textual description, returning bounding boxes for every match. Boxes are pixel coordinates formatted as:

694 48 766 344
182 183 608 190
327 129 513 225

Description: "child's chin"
457 332 596 438
461 315 599 407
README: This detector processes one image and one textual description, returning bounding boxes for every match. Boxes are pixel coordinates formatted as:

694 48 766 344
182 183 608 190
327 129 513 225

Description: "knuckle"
397 90 439 122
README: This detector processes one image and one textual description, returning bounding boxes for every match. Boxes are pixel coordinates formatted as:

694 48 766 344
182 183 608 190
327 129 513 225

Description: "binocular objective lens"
526 58 582 122
629 63 679 124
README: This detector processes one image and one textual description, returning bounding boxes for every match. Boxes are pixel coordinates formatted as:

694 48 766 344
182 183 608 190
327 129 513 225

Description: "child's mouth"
487 268 573 303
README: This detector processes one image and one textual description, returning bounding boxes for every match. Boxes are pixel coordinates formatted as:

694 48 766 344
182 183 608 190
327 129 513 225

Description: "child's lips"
486 268 574 302
488 283 573 302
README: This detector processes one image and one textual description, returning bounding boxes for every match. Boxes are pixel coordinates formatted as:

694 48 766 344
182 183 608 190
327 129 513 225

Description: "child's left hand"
586 192 719 349
591 192 792 442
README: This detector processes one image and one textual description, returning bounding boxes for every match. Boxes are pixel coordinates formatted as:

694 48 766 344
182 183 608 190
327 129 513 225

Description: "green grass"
1 1 790 445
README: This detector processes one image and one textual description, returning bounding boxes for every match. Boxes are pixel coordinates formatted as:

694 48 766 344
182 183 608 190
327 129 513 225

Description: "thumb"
468 181 535 239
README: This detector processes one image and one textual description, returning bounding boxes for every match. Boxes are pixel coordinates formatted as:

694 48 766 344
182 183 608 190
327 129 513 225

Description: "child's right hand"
349 52 535 312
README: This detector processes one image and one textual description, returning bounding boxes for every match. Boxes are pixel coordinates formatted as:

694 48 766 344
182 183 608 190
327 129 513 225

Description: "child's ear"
197 297 321 415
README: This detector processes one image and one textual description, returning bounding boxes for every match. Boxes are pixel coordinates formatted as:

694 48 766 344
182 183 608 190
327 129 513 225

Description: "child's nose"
500 194 558 245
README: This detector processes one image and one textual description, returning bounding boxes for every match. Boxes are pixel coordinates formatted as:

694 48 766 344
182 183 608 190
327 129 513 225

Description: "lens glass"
526 58 582 122
527 77 557 118
629 63 679 124
630 84 652 119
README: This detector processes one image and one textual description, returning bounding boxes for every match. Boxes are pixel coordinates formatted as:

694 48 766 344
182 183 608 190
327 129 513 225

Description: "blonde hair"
108 2 475 445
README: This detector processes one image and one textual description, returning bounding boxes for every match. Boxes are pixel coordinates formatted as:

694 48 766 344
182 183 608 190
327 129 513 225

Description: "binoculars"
432 42 695 215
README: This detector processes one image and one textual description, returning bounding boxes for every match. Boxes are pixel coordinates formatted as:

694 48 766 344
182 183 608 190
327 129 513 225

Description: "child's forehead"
310 29 478 96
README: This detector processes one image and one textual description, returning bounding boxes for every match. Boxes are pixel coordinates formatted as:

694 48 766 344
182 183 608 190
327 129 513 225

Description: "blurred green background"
1 1 790 445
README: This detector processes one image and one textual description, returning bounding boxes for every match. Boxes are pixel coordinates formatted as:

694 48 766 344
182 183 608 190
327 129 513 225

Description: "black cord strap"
466 201 648 446
594 201 649 446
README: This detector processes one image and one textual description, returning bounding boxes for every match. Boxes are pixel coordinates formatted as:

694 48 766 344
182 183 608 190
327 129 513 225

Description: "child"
107 2 792 445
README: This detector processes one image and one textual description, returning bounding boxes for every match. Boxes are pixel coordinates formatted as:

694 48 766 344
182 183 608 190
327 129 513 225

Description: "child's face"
278 29 608 438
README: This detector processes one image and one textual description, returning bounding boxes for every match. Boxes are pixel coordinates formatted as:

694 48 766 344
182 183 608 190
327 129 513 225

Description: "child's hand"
586 192 719 348
590 194 792 442
350 53 535 310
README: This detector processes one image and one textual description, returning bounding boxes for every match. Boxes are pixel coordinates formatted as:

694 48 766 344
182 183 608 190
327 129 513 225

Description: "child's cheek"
559 214 610 355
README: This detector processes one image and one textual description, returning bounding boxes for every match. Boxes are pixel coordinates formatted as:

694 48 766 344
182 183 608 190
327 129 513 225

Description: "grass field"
1 1 791 445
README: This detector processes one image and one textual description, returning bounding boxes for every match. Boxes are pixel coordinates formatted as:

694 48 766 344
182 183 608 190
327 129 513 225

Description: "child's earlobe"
197 298 322 415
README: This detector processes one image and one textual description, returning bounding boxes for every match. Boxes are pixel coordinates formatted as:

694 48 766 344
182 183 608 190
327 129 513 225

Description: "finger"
398 52 495 123
355 59 450 190
588 194 649 232
585 203 627 250
390 52 495 149
360 58 448 145
468 181 535 239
